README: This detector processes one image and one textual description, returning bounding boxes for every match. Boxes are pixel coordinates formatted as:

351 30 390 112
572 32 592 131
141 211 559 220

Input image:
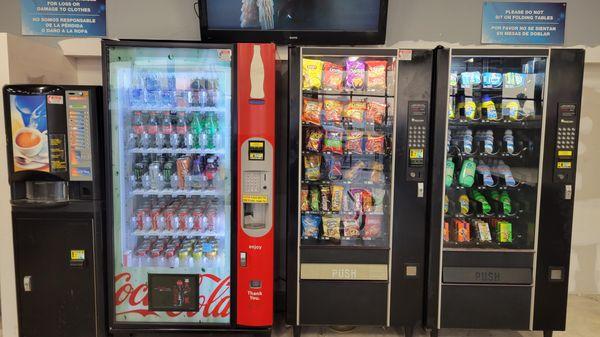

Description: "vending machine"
426 49 585 337
285 47 435 337
3 85 105 337
102 40 276 334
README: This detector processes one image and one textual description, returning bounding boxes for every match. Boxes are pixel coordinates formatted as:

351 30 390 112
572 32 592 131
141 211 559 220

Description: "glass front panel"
108 46 232 323
298 52 397 248
443 55 546 250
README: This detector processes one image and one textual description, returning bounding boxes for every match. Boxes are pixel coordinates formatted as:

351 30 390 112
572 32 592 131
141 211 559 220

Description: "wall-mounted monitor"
199 0 388 45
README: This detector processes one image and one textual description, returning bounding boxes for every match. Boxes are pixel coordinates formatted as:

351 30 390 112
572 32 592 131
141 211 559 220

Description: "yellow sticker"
70 250 85 261
242 195 268 203
409 148 424 159
557 161 572 169
558 150 573 157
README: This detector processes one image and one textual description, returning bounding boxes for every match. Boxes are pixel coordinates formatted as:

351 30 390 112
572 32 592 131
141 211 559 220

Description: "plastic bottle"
463 129 473 154
504 130 515 154
191 157 203 190
459 158 477 188
497 160 517 187
481 94 498 120
477 162 495 187
471 190 492 215
444 194 449 214
190 112 203 149
459 194 470 215
500 191 512 215
205 112 219 149
146 111 159 136
446 130 452 153
484 130 494 154
161 111 173 135
445 159 455 187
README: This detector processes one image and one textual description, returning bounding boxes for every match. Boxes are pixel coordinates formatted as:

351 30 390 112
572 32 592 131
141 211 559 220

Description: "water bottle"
504 130 515 154
463 129 473 154
484 130 494 154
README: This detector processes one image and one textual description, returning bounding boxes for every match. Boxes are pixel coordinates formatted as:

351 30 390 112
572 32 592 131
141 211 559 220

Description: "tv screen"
200 0 388 45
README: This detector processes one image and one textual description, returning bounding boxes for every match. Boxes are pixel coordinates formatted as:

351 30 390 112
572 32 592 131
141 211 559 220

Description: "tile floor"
0 295 597 337
272 295 600 337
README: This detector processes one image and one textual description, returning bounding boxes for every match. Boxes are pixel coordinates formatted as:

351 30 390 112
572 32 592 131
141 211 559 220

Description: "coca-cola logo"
115 272 230 318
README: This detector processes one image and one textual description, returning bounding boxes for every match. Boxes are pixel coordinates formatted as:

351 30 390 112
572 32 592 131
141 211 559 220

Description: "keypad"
408 125 427 148
556 127 576 150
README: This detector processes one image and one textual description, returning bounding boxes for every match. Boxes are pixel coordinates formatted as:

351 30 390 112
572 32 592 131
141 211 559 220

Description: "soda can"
163 161 174 182
150 208 161 231
134 163 146 186
178 208 189 231
135 208 146 231
176 157 191 189
192 208 204 231
163 208 175 231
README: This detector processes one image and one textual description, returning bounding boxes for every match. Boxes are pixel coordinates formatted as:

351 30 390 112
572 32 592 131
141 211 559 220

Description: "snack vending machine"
426 49 585 337
3 85 105 337
285 47 435 337
102 40 276 334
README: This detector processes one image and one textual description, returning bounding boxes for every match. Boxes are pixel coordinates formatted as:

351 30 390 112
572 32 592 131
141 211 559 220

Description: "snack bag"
366 101 386 125
362 189 374 213
366 134 385 154
323 99 344 123
326 155 343 180
309 186 320 211
366 60 387 91
322 216 341 240
302 59 324 90
363 215 383 239
370 161 384 183
302 98 322 125
343 216 361 238
346 60 366 90
372 188 385 213
305 127 323 152
320 186 331 212
322 127 344 154
349 188 365 212
345 131 363 154
300 186 309 212
331 185 344 212
343 101 366 124
343 161 366 181
304 154 321 181
322 62 344 91
301 214 321 239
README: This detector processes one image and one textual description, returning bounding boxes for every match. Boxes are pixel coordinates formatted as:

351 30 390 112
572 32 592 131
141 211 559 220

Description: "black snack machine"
426 49 585 337
3 85 105 337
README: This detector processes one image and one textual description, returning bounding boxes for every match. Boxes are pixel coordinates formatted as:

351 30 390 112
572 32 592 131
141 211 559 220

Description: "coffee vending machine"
3 85 105 337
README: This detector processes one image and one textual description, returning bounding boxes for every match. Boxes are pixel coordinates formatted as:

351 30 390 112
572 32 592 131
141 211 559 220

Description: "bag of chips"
301 214 321 239
343 160 366 181
366 101 386 125
323 99 344 123
362 189 374 213
370 161 384 183
326 155 343 180
302 59 324 90
363 215 383 239
345 131 363 154
365 134 385 154
322 216 341 240
320 186 331 212
300 186 309 212
343 101 366 124
366 60 387 91
331 185 344 212
302 98 322 125
346 60 366 90
309 186 320 211
322 62 344 91
372 188 385 213
304 154 321 181
343 216 361 238
305 127 323 152
349 188 365 212
322 127 344 154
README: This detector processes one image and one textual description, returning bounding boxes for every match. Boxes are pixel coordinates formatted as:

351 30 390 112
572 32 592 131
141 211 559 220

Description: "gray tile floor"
0 295 597 337
272 295 600 337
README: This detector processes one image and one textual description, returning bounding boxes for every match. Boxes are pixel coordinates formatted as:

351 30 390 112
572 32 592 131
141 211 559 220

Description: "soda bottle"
459 158 476 188
205 112 219 149
190 112 203 149
471 190 491 215
191 157 203 190
207 80 219 107
445 158 455 187
161 111 173 135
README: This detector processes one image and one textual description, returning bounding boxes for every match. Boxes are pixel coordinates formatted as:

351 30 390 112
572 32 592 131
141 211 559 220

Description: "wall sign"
482 2 566 45
21 0 106 37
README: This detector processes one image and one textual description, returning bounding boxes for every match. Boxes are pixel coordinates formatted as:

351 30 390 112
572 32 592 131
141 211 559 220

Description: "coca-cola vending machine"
102 41 276 334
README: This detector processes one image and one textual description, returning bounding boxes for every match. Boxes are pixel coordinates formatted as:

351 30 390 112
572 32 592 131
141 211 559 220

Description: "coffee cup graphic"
14 127 44 158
